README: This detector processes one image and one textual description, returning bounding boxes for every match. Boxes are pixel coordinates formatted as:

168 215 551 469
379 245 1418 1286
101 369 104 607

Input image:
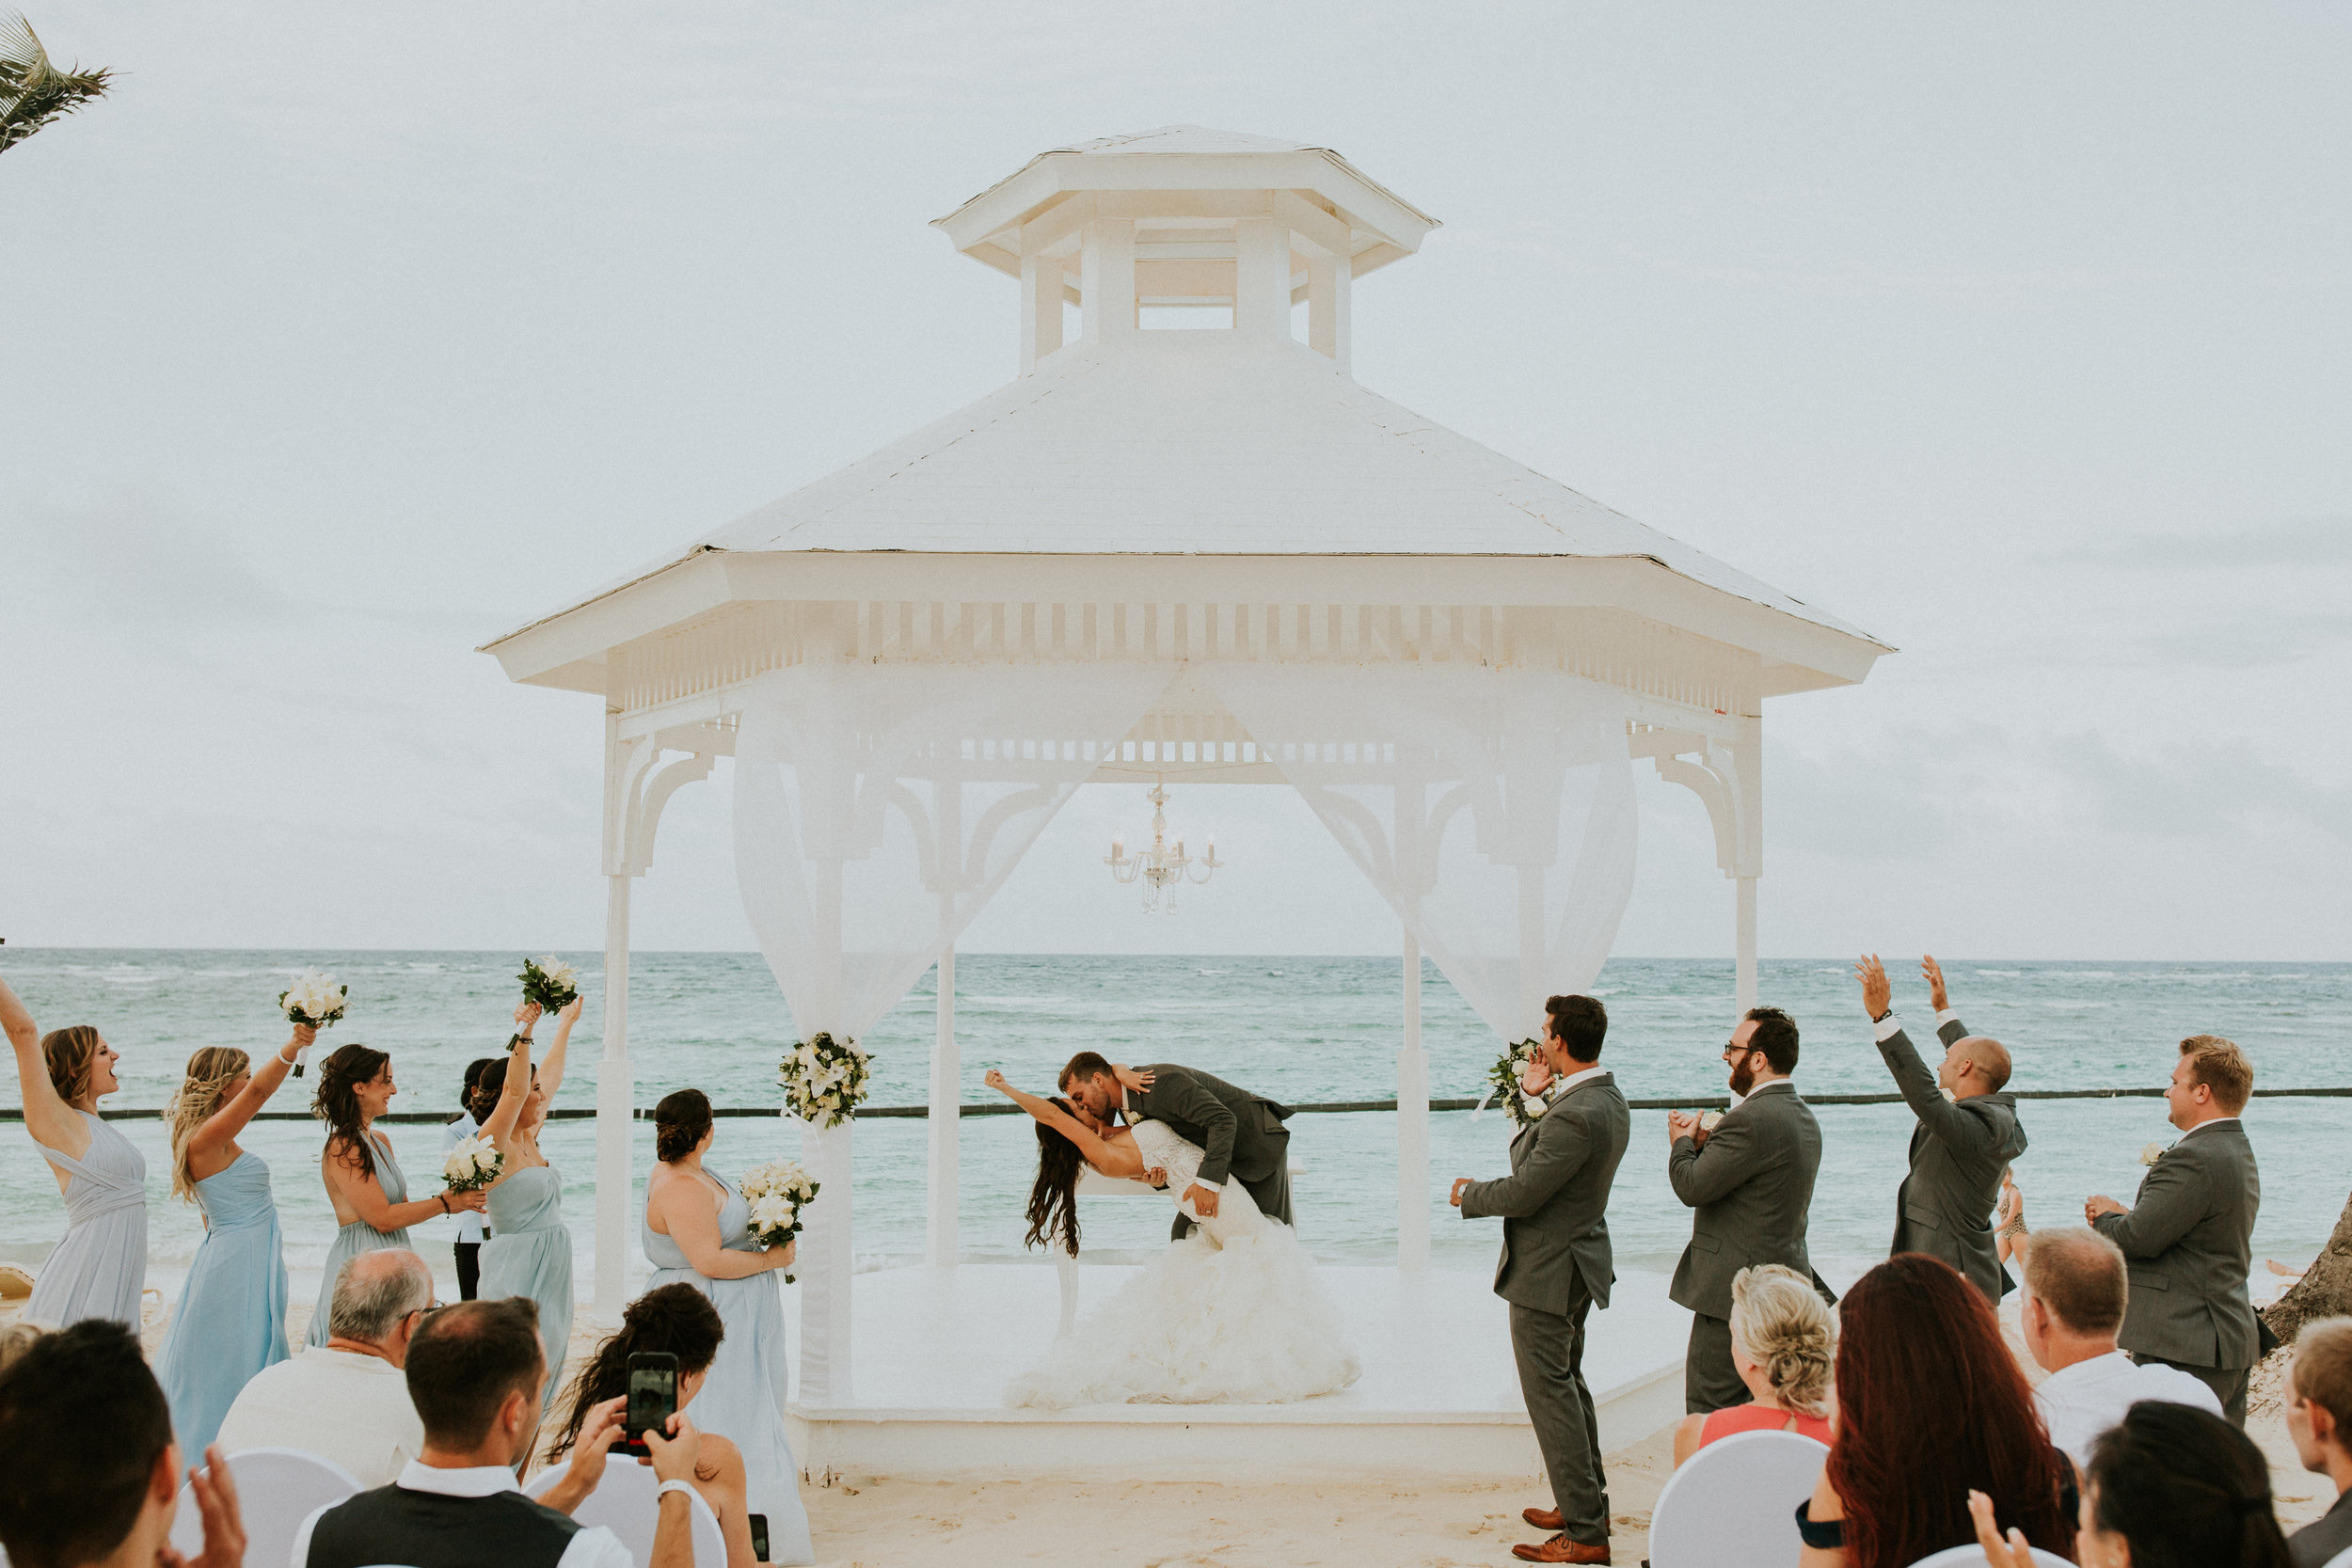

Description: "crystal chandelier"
1104 780 1223 913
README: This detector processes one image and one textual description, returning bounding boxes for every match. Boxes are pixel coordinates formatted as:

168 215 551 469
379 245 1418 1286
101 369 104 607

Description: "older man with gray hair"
215 1248 435 1483
2022 1226 2221 1467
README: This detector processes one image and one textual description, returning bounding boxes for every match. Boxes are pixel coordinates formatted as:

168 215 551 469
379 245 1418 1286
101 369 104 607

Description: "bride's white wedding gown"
1004 1117 1363 1408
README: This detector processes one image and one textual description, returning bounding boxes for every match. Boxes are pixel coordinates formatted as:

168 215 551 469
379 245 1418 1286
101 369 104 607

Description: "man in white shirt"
290 1295 703 1568
2023 1226 2222 1468
215 1248 434 1485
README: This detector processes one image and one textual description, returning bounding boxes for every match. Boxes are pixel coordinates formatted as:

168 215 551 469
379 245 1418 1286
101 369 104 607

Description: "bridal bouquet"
1479 1038 1549 1129
777 1033 870 1129
442 1133 504 1193
739 1157 819 1282
278 970 348 1076
518 955 581 1016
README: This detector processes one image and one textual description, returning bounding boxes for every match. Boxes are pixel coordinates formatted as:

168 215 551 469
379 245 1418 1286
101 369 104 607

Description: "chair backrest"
1647 1429 1831 1568
1908 1547 2074 1567
2325 1546 2352 1568
168 1446 362 1568
524 1456 729 1568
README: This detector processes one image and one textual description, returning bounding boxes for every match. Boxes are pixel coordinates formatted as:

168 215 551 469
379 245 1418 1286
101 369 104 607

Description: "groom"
1059 1053 1295 1238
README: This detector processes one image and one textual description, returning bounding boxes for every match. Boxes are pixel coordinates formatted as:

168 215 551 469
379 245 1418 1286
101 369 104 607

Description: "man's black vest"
306 1482 581 1568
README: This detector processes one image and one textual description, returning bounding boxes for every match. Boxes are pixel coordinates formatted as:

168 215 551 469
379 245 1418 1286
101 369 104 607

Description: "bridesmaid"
0 965 148 1329
307 1043 485 1348
473 996 580 1415
644 1089 814 1566
154 1021 312 1454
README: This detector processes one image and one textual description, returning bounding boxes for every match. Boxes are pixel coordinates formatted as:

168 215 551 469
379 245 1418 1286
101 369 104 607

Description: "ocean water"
3 950 2345 1298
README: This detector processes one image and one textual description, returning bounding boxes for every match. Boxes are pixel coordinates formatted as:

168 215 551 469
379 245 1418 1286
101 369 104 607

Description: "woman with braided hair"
152 1020 312 1453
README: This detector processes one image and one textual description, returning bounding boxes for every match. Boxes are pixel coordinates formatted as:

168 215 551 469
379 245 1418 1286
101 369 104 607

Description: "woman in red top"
1673 1263 1836 1465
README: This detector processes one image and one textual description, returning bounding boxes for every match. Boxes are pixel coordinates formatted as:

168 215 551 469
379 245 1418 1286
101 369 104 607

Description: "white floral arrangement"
777 1032 870 1129
278 970 348 1076
518 955 581 1016
442 1133 504 1193
2138 1142 2168 1167
1474 1039 1548 1128
739 1157 820 1282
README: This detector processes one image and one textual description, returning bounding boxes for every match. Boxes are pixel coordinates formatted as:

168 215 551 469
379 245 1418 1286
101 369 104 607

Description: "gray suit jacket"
1460 1070 1631 1314
1127 1065 1291 1189
2093 1117 2263 1370
1879 1013 2026 1301
1667 1081 1832 1320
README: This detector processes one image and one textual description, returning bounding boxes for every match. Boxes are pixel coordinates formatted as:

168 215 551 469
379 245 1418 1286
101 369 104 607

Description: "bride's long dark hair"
1024 1099 1085 1258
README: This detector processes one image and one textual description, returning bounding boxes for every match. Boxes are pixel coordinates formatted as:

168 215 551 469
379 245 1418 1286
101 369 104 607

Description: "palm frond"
0 10 112 155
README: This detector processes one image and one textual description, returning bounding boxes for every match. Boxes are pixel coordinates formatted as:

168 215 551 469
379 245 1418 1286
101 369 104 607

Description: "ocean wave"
1975 968 2023 977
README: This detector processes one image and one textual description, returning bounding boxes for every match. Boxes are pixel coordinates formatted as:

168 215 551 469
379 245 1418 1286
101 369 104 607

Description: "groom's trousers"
1511 1289 1609 1548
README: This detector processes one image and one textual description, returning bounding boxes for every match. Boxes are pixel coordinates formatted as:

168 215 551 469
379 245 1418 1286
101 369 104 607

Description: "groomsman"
1453 994 1630 1567
2088 1034 2267 1424
1855 953 2026 1304
1665 1006 1831 1415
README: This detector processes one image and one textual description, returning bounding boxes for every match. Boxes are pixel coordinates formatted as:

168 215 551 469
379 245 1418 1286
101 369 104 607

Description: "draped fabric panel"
732 659 1177 1402
1207 663 1638 1046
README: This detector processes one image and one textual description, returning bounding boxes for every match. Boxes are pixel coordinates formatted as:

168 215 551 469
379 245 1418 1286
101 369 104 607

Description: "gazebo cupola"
930 125 1440 374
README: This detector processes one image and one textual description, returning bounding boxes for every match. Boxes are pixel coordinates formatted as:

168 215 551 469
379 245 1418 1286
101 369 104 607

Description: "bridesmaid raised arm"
1 963 150 1328
474 996 582 1415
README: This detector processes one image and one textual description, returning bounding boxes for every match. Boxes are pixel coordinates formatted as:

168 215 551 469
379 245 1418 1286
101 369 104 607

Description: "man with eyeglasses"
1664 1006 1835 1415
215 1248 434 1484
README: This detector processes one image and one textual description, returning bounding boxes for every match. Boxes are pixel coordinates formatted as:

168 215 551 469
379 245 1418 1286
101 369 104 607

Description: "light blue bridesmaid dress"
478 1164 572 1413
25 1110 149 1329
157 1150 289 1454
644 1168 815 1566
306 1130 412 1349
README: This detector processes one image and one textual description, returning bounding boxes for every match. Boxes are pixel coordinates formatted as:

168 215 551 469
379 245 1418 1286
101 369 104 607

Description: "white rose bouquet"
518 955 581 1016
442 1133 504 1193
777 1033 871 1130
738 1157 820 1282
277 970 348 1076
1475 1038 1548 1128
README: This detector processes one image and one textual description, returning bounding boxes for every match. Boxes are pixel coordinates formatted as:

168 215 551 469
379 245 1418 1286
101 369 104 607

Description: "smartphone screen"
624 1352 678 1454
749 1513 770 1562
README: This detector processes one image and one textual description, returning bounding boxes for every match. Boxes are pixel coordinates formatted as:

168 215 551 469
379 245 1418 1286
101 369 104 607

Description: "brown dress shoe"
1522 1507 1565 1531
1511 1535 1610 1564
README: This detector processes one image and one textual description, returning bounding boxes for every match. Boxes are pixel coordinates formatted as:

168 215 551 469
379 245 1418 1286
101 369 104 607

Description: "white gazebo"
484 125 1885 1474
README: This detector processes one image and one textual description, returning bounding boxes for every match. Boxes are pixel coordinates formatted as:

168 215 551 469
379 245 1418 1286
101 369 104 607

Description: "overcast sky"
5 3 2346 961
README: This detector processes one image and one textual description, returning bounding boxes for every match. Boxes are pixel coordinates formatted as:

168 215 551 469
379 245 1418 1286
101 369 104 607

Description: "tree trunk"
2265 1188 2352 1344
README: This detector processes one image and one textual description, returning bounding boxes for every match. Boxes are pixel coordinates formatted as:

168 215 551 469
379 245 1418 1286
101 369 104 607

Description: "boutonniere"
2138 1142 2170 1167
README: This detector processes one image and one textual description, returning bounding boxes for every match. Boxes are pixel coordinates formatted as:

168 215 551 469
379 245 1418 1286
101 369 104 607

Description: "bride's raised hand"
1112 1063 1154 1093
983 1068 1012 1095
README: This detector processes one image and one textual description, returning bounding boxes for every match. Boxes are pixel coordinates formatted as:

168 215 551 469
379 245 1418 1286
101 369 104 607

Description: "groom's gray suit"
1124 1065 1295 1241
1459 1067 1631 1553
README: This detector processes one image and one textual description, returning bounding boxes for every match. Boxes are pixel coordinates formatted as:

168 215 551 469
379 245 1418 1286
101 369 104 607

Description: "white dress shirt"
2033 1349 2224 1467
442 1111 486 1243
288 1461 633 1568
215 1347 425 1489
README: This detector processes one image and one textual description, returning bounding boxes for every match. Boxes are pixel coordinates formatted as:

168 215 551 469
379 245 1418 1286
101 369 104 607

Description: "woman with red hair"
1799 1253 2075 1568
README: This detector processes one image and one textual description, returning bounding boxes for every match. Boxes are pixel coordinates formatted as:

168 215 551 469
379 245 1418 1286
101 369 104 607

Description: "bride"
983 1067 1360 1408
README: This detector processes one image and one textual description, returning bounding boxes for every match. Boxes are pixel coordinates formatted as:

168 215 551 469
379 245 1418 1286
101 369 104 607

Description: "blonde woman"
1673 1263 1836 1465
152 1021 313 1455
0 964 146 1329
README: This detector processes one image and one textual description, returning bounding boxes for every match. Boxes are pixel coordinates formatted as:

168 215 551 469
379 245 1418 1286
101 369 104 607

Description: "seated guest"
215 1247 432 1484
1798 1253 2074 1568
0 1320 43 1372
293 1296 704 1568
0 1319 246 1568
549 1283 762 1568
1673 1263 1836 1465
2286 1318 2352 1567
2024 1227 2221 1467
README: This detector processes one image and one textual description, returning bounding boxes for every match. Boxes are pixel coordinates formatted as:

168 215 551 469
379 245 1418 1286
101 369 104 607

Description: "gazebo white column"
1637 718 1763 1022
1396 929 1429 1271
926 939 959 1267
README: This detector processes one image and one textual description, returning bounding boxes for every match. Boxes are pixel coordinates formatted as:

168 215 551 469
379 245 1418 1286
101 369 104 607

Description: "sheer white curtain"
732 657 1174 1403
1208 664 1637 1045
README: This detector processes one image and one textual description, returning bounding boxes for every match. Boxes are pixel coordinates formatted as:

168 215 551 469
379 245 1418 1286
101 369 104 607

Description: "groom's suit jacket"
1877 1011 2026 1303
1459 1069 1630 1314
1127 1066 1292 1190
1666 1080 1833 1320
2093 1117 2263 1370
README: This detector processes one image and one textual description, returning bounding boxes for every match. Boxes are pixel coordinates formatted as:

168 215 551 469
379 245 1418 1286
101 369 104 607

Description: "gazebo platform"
782 1263 1689 1479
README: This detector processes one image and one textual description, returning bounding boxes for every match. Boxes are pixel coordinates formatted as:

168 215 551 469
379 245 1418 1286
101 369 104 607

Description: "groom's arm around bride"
1450 995 1629 1565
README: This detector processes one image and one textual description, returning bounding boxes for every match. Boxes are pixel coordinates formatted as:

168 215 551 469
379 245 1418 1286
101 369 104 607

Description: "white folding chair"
2324 1547 2352 1568
1909 1546 2074 1566
526 1457 728 1568
1646 1429 1831 1567
167 1447 361 1568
